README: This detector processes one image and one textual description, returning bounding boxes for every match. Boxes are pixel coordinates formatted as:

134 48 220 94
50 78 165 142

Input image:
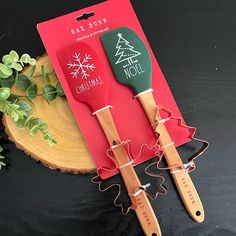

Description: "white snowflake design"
67 53 95 79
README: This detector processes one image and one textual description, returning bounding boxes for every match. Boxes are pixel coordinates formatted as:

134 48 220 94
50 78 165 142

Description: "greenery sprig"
0 50 36 78
0 50 65 149
0 87 57 145
0 51 64 103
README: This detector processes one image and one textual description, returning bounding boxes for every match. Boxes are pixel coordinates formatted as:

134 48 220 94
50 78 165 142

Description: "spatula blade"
101 27 152 94
57 42 110 111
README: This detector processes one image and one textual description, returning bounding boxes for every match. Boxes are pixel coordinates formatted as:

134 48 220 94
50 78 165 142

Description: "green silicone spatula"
101 27 205 223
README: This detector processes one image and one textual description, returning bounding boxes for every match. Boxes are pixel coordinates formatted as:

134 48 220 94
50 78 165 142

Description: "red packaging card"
37 0 191 179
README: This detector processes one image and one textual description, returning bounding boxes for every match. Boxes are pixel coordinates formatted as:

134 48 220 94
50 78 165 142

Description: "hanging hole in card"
76 12 95 21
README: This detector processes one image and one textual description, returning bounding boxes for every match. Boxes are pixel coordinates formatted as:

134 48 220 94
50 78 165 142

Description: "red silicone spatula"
57 42 162 236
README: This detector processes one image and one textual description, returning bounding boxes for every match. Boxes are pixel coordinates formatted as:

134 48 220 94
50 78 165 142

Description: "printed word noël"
124 63 145 79
76 77 103 93
71 18 109 35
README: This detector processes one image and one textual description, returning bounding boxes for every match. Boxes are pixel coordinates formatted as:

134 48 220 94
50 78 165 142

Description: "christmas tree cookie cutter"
92 139 167 215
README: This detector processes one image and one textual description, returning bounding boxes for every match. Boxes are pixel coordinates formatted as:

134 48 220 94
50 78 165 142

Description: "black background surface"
0 0 235 235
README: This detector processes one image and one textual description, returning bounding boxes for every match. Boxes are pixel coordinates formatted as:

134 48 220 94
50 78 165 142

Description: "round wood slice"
2 54 96 173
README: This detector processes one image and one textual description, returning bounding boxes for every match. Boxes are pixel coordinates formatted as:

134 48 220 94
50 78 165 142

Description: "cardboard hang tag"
37 0 192 179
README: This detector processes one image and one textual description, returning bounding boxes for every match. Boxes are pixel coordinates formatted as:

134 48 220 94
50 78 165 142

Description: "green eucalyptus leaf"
11 62 23 71
0 70 9 79
20 54 36 66
16 118 27 128
0 63 13 76
20 54 31 63
7 94 19 103
6 103 24 121
0 88 11 100
39 122 48 131
30 125 39 136
43 133 57 145
18 100 31 112
24 115 33 127
9 50 19 62
0 100 6 110
43 84 57 102
56 82 65 96
2 55 12 66
50 139 57 145
26 83 37 99
0 145 3 152
43 134 49 140
29 118 42 129
28 65 36 79
16 74 31 90
49 139 57 145
28 58 36 65
12 112 19 121
0 75 15 88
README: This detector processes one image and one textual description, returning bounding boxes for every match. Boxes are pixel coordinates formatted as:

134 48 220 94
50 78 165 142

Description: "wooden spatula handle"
96 108 162 236
138 91 204 223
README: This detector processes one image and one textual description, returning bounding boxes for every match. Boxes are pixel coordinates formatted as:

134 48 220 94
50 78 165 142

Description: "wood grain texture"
138 91 204 223
96 108 162 236
2 55 96 173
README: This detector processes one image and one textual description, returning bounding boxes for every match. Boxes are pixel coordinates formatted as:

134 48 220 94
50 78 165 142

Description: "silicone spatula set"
57 27 208 236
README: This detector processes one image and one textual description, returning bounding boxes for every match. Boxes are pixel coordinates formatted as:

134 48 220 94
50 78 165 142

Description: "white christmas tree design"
67 53 95 79
115 33 141 68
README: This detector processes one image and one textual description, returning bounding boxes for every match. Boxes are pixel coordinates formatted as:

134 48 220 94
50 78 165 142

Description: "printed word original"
124 63 145 79
71 18 109 35
76 77 103 93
